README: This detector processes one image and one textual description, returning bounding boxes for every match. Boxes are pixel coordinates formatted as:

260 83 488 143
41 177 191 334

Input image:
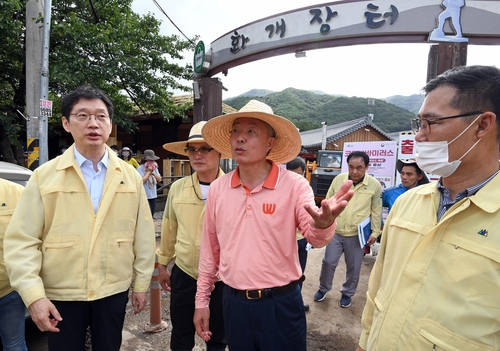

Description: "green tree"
0 0 195 164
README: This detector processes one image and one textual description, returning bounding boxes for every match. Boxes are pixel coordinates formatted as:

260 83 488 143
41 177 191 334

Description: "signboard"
194 41 206 73
40 99 53 117
397 131 439 183
206 0 500 76
342 141 397 189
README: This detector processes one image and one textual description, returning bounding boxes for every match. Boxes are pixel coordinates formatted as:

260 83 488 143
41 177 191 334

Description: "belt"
232 276 305 300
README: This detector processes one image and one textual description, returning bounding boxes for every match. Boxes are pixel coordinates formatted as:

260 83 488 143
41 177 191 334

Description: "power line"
151 0 196 45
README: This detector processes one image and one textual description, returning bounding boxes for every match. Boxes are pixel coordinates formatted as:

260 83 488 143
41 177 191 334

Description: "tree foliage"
0 0 195 164
224 88 417 133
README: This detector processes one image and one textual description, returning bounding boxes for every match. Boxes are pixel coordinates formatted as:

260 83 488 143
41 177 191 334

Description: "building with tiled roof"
300 116 394 156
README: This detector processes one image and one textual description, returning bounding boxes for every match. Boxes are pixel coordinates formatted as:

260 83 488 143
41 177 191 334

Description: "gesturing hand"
305 180 354 228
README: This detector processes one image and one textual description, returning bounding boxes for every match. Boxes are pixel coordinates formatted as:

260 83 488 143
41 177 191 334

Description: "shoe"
339 294 351 308
304 304 310 312
314 289 327 302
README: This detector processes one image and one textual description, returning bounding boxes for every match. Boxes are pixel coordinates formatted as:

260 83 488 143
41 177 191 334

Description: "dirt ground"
119 215 376 351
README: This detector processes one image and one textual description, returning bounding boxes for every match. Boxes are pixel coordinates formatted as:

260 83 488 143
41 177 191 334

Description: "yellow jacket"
4 145 156 307
326 173 382 238
157 170 224 279
124 157 139 169
0 178 24 298
359 175 500 351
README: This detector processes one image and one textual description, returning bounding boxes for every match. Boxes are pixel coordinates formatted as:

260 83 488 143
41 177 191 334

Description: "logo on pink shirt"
262 203 276 214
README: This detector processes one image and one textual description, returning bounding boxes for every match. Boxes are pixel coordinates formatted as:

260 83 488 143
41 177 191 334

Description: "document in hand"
358 217 371 249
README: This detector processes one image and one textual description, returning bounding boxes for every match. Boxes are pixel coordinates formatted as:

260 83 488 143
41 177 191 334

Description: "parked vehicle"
0 161 33 186
305 150 343 204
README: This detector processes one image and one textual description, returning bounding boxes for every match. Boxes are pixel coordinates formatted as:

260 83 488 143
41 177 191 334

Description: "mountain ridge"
223 88 422 133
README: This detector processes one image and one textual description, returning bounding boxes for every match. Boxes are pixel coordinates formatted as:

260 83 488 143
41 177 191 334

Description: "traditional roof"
300 116 394 148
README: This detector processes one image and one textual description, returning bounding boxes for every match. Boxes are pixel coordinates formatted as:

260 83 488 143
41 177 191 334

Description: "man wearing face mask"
357 65 500 351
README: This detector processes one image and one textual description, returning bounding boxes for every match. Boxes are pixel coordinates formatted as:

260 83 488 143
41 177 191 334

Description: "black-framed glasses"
70 113 110 122
410 111 483 134
184 147 214 156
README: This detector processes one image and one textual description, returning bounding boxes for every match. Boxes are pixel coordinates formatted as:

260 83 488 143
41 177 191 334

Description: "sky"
131 0 500 100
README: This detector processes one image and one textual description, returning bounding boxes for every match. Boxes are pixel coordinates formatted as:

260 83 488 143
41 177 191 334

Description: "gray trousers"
318 234 364 297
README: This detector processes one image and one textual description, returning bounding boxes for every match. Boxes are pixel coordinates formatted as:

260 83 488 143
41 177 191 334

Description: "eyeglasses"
70 113 110 122
184 147 214 156
410 111 483 134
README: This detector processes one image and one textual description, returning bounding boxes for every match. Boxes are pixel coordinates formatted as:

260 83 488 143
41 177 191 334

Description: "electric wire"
151 0 196 45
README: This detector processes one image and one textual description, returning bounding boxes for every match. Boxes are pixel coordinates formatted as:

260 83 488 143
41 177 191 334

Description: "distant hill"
223 88 417 133
238 89 275 97
382 94 425 114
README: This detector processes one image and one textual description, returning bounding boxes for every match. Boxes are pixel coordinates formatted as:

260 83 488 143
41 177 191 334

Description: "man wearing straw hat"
193 100 354 351
158 121 227 351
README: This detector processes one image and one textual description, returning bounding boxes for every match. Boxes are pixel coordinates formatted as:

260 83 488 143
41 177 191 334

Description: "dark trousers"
147 198 156 216
48 290 128 351
170 264 226 351
223 284 306 351
297 238 308 289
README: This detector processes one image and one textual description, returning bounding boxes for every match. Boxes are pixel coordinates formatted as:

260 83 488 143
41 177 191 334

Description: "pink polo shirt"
195 162 336 308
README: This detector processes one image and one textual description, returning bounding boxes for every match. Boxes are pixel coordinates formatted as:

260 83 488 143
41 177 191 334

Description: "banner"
343 141 397 188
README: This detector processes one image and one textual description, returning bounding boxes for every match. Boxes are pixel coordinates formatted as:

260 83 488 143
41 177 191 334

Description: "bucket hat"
143 149 159 161
201 100 301 164
396 158 429 185
163 121 228 159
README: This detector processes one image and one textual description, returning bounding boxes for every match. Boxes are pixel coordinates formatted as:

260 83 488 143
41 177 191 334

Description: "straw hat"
162 121 228 159
143 149 159 161
201 100 301 164
396 158 429 185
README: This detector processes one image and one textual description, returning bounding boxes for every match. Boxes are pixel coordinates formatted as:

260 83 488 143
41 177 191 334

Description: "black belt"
232 276 305 300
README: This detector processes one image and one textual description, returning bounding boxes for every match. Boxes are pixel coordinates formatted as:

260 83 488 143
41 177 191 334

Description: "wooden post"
193 77 223 123
427 42 468 82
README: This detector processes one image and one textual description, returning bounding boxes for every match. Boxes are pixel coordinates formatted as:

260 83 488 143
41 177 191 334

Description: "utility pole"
25 0 42 170
367 98 375 120
321 122 327 150
39 0 53 165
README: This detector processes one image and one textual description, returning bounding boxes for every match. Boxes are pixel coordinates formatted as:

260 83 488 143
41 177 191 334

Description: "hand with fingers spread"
305 180 354 228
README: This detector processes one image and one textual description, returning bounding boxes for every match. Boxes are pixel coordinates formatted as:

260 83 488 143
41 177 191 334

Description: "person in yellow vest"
358 65 500 350
158 121 227 351
120 146 139 168
0 178 27 351
314 151 382 308
4 85 155 351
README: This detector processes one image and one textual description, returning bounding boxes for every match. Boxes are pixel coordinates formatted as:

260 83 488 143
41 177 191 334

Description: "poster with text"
397 132 439 184
342 141 398 188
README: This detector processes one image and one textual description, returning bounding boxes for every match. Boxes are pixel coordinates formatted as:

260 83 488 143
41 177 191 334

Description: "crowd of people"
1 64 500 351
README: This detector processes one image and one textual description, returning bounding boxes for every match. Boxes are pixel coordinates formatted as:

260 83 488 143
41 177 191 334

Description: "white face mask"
415 114 482 178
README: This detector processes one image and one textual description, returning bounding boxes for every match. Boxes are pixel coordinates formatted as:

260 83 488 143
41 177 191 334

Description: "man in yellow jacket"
158 121 227 351
314 151 382 308
357 65 500 350
4 85 156 351
0 178 27 351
